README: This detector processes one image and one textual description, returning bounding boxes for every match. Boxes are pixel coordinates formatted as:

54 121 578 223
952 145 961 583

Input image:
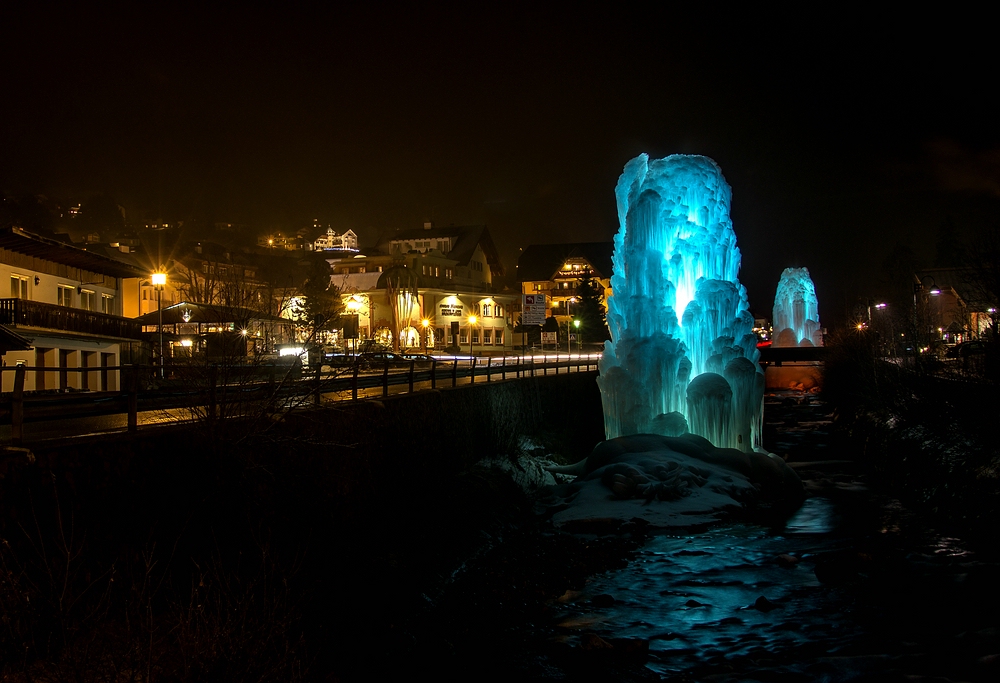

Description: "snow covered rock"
543 433 803 529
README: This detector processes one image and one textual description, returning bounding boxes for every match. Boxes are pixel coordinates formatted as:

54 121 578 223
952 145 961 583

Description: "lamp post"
421 318 430 353
574 318 581 352
151 271 167 378
468 314 478 358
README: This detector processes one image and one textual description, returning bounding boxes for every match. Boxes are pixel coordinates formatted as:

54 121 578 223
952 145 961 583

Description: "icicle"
598 154 764 451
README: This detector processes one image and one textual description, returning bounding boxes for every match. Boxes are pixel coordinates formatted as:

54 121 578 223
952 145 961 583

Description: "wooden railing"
0 354 601 444
0 298 143 339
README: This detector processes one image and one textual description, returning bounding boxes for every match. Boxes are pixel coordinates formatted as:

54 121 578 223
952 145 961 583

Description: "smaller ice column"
772 267 822 347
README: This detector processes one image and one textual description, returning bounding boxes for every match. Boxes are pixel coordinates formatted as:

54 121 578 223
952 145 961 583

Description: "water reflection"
783 496 836 534
551 522 853 675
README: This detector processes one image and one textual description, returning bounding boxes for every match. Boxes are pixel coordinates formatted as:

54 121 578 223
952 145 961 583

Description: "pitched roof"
134 301 288 325
0 227 146 279
378 224 505 276
0 324 32 352
516 242 614 282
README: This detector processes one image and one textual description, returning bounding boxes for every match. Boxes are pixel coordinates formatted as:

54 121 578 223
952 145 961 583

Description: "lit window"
482 304 491 317
57 285 74 307
483 329 492 345
495 305 502 317
10 275 28 299
102 294 115 314
495 329 504 345
80 290 96 311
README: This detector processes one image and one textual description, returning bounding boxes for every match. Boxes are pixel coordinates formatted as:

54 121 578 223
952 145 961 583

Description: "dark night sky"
3 5 998 326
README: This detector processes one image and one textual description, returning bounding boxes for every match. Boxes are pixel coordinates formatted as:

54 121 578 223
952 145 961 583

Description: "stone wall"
2 372 606 520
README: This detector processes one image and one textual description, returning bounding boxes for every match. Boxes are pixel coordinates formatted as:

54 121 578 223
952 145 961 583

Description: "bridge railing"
0 354 601 444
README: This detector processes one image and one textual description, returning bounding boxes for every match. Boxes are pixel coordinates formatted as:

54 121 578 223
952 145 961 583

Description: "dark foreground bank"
4 365 999 681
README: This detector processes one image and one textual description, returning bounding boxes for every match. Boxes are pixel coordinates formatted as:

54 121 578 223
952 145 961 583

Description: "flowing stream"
544 392 1000 681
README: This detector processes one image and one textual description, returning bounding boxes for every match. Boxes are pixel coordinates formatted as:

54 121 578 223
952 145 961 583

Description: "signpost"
522 294 547 354
522 294 546 326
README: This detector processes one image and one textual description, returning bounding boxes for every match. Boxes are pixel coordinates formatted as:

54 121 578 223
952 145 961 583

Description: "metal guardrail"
0 354 601 444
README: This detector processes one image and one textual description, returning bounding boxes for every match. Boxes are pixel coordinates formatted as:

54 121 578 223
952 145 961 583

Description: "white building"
311 227 359 252
0 227 146 392
331 224 514 352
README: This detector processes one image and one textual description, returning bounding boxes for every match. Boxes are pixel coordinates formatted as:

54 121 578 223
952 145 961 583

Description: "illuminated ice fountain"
772 267 823 347
598 154 764 452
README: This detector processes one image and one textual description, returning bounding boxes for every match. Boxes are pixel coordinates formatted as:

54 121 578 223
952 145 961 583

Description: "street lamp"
468 314 478 357
573 319 581 352
421 318 430 353
151 270 167 378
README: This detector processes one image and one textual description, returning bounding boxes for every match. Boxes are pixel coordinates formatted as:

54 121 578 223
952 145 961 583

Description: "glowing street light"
152 270 167 379
421 318 430 352
468 314 478 357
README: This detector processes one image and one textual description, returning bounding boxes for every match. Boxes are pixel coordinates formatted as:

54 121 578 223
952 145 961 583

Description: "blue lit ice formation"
772 267 823 347
598 154 763 452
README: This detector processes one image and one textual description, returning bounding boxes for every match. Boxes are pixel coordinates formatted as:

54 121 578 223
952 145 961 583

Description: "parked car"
356 351 419 370
399 353 435 364
946 341 986 359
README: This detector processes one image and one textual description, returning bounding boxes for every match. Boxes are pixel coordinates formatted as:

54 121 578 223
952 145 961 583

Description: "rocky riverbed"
370 391 1000 682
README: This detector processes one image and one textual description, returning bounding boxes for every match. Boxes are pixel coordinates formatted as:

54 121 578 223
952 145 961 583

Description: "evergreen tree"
575 275 610 343
290 256 343 342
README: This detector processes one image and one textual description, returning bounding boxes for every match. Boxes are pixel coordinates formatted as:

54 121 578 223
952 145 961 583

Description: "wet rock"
556 589 582 603
776 553 801 567
685 599 707 608
753 596 780 612
591 593 615 608
580 633 614 651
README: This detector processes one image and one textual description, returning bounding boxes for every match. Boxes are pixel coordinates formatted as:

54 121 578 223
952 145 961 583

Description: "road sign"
522 294 547 326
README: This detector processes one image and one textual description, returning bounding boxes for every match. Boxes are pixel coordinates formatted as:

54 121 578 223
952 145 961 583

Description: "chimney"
423 221 433 230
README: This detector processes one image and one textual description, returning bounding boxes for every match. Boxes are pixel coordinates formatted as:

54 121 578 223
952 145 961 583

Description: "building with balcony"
0 226 147 392
330 224 516 352
516 242 614 322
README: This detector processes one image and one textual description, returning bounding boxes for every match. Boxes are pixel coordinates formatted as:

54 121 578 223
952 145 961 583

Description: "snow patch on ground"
478 453 566 493
538 434 803 529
